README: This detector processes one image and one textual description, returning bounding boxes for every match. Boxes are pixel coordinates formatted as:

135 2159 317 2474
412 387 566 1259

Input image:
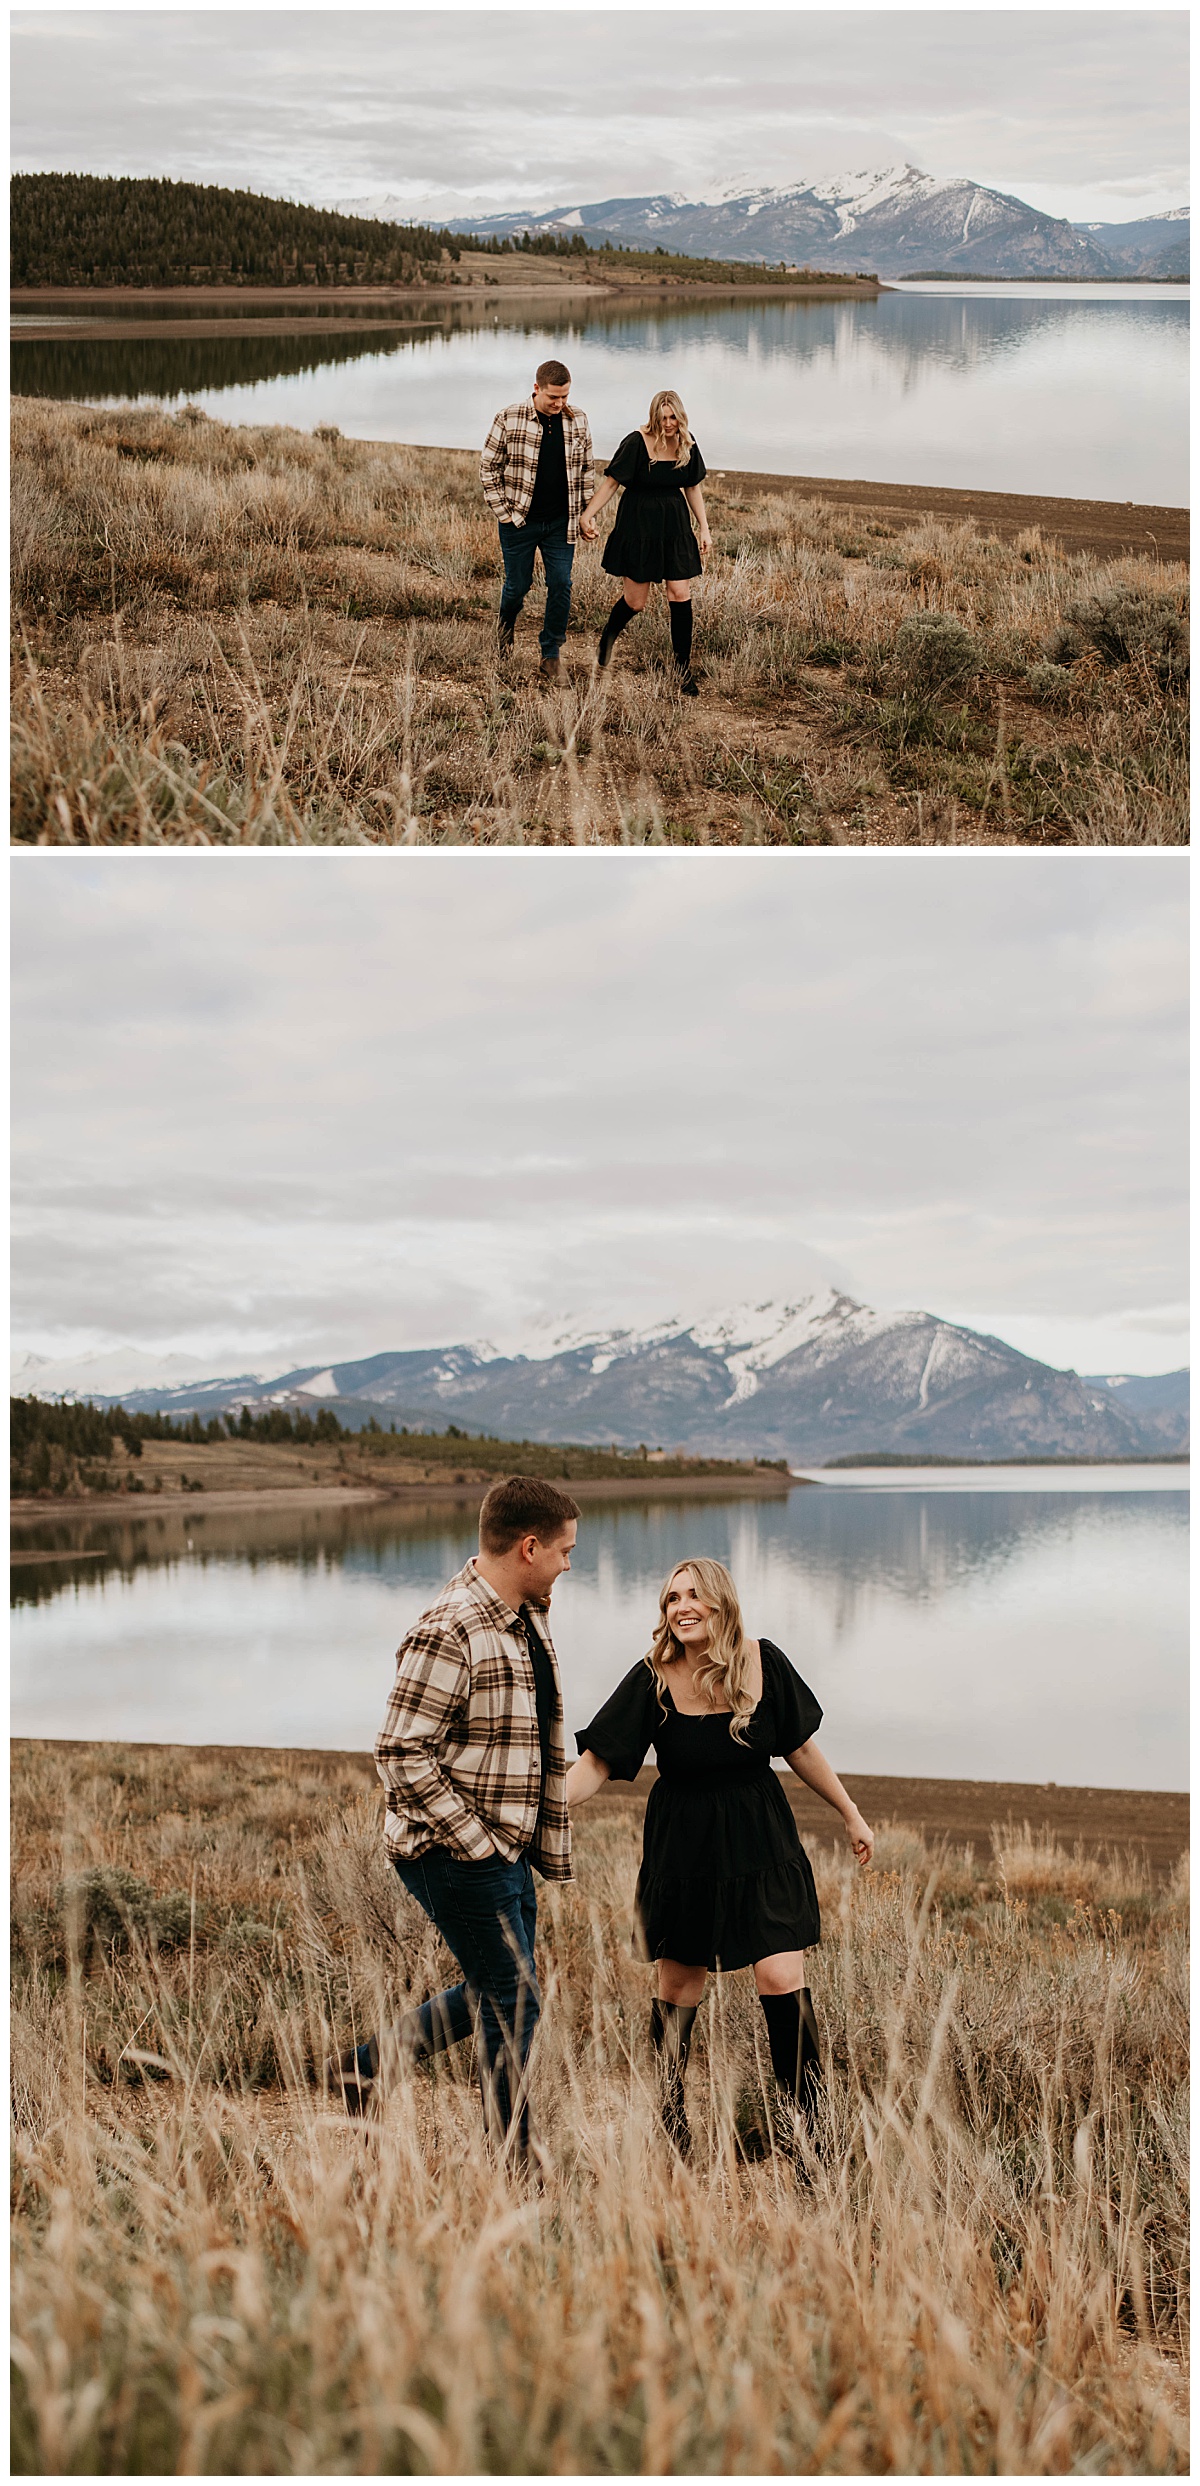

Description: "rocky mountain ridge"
337 164 1188 279
13 1293 1188 1462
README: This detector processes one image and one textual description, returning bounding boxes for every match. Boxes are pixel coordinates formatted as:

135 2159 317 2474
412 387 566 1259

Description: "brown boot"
538 654 562 685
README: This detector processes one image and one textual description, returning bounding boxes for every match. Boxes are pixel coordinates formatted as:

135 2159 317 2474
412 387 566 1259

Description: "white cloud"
11 852 1188 1378
11 11 1189 227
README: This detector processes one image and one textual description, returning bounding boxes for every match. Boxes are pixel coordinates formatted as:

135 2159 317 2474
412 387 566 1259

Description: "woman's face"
664 1567 714 1652
659 406 680 441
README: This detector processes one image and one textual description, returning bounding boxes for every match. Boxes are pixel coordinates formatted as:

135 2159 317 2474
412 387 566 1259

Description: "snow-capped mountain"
1071 208 1190 276
19 1293 1187 1461
428 164 1134 278
9 1348 268 1401
336 167 1187 278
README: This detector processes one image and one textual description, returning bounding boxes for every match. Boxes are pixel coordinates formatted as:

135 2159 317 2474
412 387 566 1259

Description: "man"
329 1474 581 2163
480 360 595 684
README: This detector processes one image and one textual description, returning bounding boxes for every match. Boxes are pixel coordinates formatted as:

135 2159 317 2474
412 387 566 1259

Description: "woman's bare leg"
622 577 651 612
754 1949 806 1995
657 1957 707 2004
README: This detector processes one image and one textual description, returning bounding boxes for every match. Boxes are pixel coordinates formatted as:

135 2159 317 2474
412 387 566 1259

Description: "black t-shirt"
527 411 569 521
519 1606 558 1785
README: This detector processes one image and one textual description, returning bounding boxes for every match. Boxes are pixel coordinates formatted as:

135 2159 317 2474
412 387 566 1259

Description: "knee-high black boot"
598 596 637 668
668 599 698 693
759 1989 822 2141
650 1998 698 2156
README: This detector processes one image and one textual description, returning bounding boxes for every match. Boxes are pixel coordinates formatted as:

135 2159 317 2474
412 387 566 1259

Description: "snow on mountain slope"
9 1348 266 1400
331 166 1185 277
435 161 1117 276
24 1299 1186 1459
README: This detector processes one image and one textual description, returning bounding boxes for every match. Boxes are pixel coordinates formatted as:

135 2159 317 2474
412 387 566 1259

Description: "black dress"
577 1640 822 1971
601 432 707 583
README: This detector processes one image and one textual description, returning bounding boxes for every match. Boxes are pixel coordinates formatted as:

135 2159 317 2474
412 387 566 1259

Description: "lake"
11 1470 1188 1791
11 284 1189 505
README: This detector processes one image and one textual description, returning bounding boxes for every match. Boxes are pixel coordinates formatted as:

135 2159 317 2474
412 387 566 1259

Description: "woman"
565 1558 873 2157
578 390 711 696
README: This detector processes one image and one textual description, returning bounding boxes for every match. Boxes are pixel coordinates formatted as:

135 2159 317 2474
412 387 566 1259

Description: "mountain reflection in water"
11 1482 1187 1790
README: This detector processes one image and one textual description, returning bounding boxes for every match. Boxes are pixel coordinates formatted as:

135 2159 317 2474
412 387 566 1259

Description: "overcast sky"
11 853 1188 1382
11 9 1189 225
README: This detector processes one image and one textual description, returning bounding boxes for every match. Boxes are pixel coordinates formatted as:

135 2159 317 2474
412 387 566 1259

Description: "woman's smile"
665 1571 712 1642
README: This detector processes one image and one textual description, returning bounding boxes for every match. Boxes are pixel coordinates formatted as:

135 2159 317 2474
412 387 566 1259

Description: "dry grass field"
11 397 1188 845
11 1739 1188 2473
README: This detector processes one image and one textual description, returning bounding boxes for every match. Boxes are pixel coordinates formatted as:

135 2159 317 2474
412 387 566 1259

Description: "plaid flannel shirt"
480 398 595 544
374 1559 573 1881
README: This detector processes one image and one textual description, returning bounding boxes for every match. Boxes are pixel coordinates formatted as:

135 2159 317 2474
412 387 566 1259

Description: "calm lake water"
11 284 1188 504
11 1471 1188 1791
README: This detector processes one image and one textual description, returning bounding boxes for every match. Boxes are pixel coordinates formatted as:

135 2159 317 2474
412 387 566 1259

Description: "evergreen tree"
11 173 464 289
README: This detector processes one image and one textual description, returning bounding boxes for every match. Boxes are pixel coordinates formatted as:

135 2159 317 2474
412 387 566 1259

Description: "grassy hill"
10 1394 787 1500
11 172 465 289
11 174 875 295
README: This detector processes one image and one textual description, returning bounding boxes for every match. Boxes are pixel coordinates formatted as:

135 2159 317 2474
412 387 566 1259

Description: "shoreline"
10 393 1185 566
707 468 1189 564
10 1468 796 1524
10 1737 1188 1870
11 273 883 314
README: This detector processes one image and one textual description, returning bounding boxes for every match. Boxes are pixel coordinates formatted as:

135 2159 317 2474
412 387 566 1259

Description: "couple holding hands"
331 1476 874 2170
481 357 711 693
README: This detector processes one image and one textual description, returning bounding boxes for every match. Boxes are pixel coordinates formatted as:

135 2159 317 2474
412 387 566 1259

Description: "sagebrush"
11 398 1189 845
11 1739 1188 2472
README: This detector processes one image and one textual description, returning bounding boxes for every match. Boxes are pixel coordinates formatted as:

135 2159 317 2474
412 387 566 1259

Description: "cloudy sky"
11 9 1189 225
11 853 1188 1383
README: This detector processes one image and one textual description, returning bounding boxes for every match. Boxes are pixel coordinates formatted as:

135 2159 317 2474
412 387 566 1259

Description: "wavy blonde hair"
645 1557 756 1743
646 388 693 468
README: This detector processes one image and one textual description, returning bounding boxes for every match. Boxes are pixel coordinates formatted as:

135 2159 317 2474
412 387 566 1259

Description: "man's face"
524 1521 577 1604
532 378 571 416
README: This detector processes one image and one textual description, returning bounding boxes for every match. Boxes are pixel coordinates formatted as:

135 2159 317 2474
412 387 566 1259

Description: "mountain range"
338 163 1189 280
12 1292 1188 1463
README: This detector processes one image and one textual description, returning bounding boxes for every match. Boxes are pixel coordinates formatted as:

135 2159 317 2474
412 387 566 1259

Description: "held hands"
844 1808 874 1866
579 514 599 542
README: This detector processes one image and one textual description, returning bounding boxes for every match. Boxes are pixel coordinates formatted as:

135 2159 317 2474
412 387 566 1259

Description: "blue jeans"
498 517 574 657
389 1847 540 2153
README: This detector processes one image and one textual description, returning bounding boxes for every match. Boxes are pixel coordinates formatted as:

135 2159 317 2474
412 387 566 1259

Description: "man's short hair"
535 359 572 388
479 1474 581 1554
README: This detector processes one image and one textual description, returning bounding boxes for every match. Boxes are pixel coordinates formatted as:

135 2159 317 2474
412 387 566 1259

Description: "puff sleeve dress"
576 1640 822 1971
601 432 707 583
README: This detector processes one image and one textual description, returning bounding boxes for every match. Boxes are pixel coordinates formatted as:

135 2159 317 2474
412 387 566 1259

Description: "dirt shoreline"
622 1768 1191 1877
12 1738 1187 1871
712 468 1189 565
10 1468 794 1525
12 273 883 314
12 328 1185 562
387 446 1187 565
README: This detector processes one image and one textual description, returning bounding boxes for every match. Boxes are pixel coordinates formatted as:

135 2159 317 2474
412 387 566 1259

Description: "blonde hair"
646 389 693 468
645 1558 756 1743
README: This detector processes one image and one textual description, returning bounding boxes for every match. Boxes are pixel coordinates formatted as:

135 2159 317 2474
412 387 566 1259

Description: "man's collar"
462 1557 550 1637
462 1554 522 1625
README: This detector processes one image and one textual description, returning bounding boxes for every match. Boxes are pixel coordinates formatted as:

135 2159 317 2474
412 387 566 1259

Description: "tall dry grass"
11 1740 1188 2472
11 397 1189 845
